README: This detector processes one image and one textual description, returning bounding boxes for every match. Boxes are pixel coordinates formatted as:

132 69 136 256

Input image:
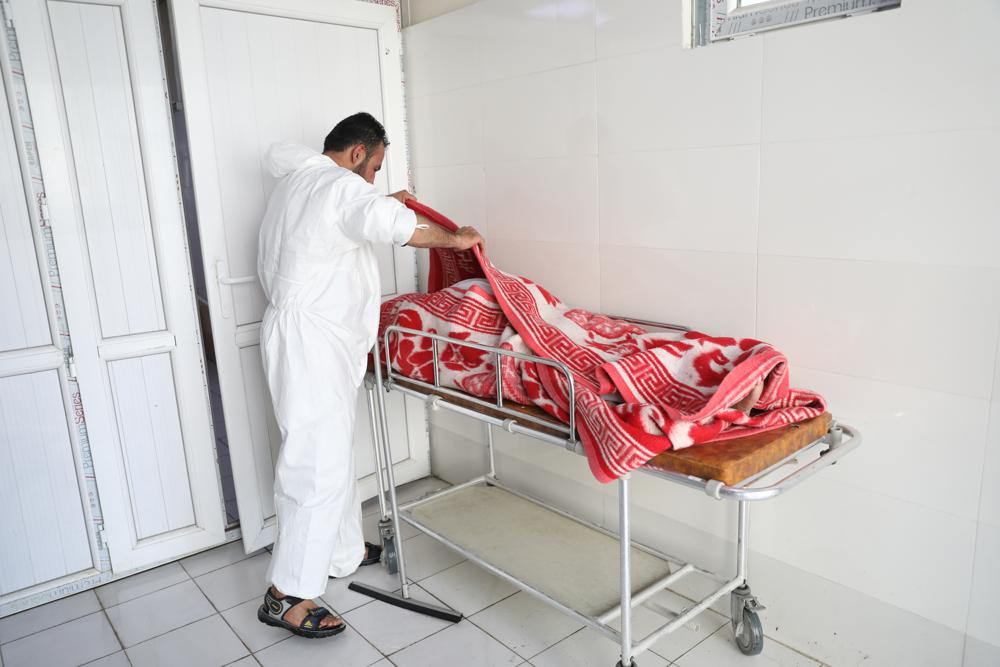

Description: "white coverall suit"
257 141 417 599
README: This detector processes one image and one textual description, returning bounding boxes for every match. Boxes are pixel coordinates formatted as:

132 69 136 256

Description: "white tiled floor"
0 477 829 666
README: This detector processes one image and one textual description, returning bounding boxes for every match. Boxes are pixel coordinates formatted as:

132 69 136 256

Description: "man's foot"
257 586 344 638
360 541 383 566
271 587 342 629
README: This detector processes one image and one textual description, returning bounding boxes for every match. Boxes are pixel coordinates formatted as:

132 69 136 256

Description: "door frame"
0 22 106 611
11 0 226 573
168 0 428 553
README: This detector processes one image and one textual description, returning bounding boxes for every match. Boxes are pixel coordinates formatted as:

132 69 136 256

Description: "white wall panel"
759 130 1000 268
0 371 91 595
761 0 1000 142
967 522 1000 648
754 476 977 632
412 164 487 235
483 63 596 162
485 156 598 245
757 256 1000 399
594 0 683 59
599 145 759 254
108 355 195 540
980 381 1000 529
487 239 601 312
479 0 595 83
403 5 484 95
596 41 762 154
48 2 166 338
0 77 49 353
796 367 990 521
600 245 757 335
407 86 483 169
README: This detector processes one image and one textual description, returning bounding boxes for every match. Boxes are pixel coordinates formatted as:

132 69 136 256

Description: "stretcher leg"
364 378 397 574
349 346 462 623
618 475 636 667
731 500 765 655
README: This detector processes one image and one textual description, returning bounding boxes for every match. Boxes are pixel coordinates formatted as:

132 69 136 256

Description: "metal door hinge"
37 193 51 226
97 526 109 552
67 353 77 379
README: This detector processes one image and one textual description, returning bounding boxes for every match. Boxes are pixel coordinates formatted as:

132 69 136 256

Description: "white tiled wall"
403 1 1000 664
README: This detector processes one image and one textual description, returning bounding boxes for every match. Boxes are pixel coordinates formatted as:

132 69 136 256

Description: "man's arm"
405 212 484 251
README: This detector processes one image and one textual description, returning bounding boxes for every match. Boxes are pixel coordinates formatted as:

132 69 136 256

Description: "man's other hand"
390 190 417 204
453 226 485 252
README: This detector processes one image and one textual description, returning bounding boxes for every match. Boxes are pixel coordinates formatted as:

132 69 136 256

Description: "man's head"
323 112 389 184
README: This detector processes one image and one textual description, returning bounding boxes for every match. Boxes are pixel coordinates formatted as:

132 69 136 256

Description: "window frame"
692 0 901 46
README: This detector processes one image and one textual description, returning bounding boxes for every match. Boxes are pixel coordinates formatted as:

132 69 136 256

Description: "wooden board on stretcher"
385 374 832 487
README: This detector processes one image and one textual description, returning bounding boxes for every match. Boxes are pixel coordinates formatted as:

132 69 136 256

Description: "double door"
1 0 425 610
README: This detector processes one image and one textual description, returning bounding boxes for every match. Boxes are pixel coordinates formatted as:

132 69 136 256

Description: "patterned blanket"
379 201 826 482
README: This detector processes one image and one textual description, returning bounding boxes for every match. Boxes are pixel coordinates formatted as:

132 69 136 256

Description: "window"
691 0 901 47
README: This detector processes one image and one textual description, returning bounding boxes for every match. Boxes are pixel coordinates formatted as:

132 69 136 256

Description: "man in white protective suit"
255 113 484 639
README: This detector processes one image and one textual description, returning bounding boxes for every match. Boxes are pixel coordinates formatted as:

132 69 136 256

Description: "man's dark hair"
323 112 389 153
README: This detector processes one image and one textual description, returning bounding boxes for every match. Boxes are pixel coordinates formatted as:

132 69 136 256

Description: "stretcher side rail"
379 324 861 502
383 324 579 438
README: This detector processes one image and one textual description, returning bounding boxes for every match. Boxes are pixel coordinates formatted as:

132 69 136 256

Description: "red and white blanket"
379 201 826 482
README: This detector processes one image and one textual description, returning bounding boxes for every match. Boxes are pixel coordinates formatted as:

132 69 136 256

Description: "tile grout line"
0 606 108 651
367 583 456 658
97 563 193 611
178 547 260 580
217 601 255 661
957 318 1000 664
100 606 127 658
753 33 765 340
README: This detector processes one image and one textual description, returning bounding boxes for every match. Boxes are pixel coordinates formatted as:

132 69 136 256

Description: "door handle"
215 261 256 319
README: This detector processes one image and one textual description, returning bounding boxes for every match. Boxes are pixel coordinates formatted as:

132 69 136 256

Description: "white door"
12 0 225 572
0 59 101 606
170 0 430 552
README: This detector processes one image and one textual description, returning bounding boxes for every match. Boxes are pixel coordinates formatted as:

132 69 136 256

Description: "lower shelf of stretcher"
401 481 674 620
387 375 833 486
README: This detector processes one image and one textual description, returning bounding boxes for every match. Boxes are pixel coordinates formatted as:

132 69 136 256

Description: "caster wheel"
615 661 637 667
382 535 398 575
733 607 764 656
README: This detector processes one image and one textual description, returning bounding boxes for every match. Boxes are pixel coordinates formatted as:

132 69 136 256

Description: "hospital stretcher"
353 316 861 665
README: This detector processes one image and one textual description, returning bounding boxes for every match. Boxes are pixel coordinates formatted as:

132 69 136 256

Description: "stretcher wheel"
733 607 764 655
615 660 637 667
382 535 398 575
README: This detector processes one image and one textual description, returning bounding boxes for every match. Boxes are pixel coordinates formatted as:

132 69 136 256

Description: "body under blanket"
378 201 826 483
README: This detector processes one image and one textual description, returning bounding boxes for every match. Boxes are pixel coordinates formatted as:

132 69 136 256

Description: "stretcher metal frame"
354 317 861 665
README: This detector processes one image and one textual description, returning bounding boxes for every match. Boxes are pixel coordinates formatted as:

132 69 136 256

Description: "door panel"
48 2 167 338
0 68 97 599
13 0 225 571
0 371 93 595
107 354 196 539
198 6 388 327
171 0 429 552
0 72 48 353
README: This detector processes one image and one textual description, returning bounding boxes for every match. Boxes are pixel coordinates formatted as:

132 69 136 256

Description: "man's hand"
405 213 485 251
453 226 485 252
390 190 417 204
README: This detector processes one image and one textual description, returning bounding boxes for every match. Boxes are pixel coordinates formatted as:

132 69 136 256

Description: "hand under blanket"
378 201 826 483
